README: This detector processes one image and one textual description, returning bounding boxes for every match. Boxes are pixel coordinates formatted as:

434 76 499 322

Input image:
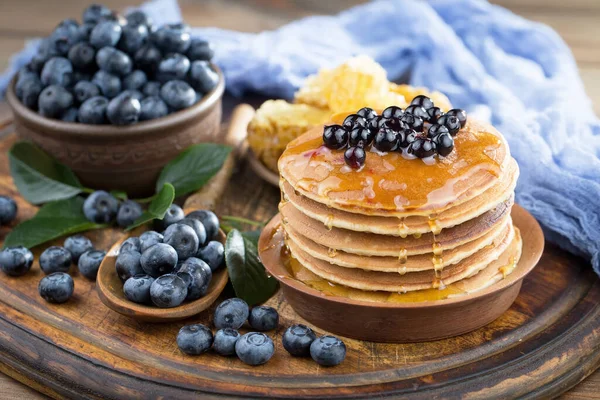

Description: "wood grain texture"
0 0 598 398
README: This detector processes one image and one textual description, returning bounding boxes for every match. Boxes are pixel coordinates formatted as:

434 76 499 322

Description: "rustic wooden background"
0 0 598 398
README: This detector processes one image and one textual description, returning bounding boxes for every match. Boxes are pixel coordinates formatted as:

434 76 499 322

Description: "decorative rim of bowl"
6 63 225 139
259 204 544 310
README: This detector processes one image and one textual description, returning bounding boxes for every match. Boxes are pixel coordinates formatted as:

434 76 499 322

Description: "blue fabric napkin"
2 0 600 273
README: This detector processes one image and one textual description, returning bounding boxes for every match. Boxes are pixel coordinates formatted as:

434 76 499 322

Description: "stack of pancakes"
276 118 522 302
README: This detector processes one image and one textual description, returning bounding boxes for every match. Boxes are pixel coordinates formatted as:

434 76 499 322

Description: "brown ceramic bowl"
259 205 544 343
6 65 225 197
96 224 228 323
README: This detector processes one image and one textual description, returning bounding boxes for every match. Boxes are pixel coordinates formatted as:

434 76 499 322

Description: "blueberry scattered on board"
323 95 468 169
14 3 218 125
118 208 224 308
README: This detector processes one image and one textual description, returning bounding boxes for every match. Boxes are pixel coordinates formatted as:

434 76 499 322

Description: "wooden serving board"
0 132 599 399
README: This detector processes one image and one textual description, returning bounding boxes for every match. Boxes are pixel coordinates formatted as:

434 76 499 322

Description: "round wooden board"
0 133 599 399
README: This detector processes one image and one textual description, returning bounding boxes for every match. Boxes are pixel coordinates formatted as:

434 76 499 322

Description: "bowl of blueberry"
6 4 225 197
96 207 229 322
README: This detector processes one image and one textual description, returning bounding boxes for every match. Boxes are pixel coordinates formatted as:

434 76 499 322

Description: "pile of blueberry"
115 207 225 308
83 190 143 227
177 297 347 367
322 95 468 169
0 233 106 303
14 3 218 125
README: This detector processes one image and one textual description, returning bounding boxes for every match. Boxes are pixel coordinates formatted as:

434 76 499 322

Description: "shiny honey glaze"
279 120 504 213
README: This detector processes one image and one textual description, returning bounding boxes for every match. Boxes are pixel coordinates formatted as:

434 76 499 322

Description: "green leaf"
125 183 175 231
110 190 128 201
9 141 84 204
156 143 232 197
4 197 105 249
225 229 278 305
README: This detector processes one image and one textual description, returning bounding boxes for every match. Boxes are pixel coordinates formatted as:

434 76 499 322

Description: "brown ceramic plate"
259 204 544 343
96 226 228 323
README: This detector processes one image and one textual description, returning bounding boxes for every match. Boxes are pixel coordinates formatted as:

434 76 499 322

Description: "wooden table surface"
0 0 598 398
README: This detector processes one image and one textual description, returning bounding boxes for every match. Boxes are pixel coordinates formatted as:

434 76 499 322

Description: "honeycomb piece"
388 83 453 111
248 100 330 173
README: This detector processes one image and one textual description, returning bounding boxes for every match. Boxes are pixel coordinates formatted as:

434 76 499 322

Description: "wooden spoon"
96 105 254 322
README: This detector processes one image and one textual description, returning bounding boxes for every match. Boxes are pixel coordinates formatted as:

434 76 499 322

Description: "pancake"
280 159 519 236
285 216 511 272
279 119 511 217
284 228 522 303
279 197 513 257
286 224 518 292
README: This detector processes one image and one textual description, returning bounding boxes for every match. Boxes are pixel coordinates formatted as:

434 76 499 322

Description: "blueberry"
322 125 348 150
235 332 275 366
39 246 72 275
92 70 121 98
156 53 190 83
116 200 143 227
155 204 184 231
438 114 461 136
122 70 147 91
186 38 214 61
115 250 143 282
367 115 387 134
150 273 187 307
354 107 375 120
282 324 317 356
177 257 211 300
140 243 178 277
0 196 17 224
68 42 96 70
434 132 455 157
178 218 207 246
139 230 163 252
83 190 119 223
163 223 199 260
73 81 100 105
123 274 154 304
83 4 112 24
248 306 279 331
213 328 241 356
310 335 346 366
16 71 42 109
446 108 467 128
120 237 141 254
0 246 33 276
126 10 152 28
39 272 74 304
75 23 96 42
427 124 449 140
133 44 162 74
90 21 122 48
141 80 161 97
38 85 73 119
400 112 424 132
404 105 429 121
177 324 213 355
342 114 367 129
344 146 366 169
409 137 436 158
427 107 443 123
410 95 434 110
373 128 398 152
382 106 404 119
188 60 218 93
214 298 249 329
95 47 132 76
77 250 106 280
78 96 109 124
139 96 169 121
118 23 149 54
153 23 191 53
30 38 62 72
186 210 220 241
348 126 373 147
64 235 93 263
160 80 196 110
398 128 417 150
196 241 224 272
106 92 141 125
51 19 80 48
121 89 143 101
